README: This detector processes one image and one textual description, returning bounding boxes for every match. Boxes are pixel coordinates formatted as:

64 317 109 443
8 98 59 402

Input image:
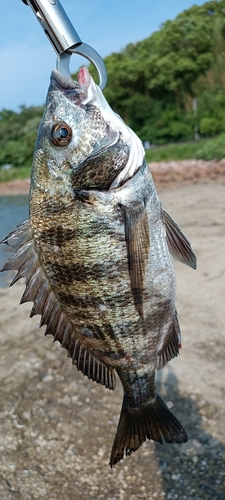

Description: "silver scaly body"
1 67 196 465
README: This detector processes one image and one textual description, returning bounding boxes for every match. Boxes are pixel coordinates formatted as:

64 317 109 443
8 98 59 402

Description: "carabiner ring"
21 0 107 89
57 45 107 90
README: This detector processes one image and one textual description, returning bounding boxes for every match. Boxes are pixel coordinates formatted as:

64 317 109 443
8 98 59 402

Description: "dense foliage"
0 106 43 168
97 0 225 144
2 0 225 170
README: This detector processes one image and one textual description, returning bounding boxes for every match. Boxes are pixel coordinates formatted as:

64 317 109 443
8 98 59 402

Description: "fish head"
31 67 144 194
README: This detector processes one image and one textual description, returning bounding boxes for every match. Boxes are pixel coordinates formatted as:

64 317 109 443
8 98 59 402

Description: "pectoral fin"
163 209 197 270
122 202 150 317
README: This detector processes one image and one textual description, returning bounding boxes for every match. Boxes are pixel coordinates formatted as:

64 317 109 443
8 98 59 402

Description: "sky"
1 0 207 111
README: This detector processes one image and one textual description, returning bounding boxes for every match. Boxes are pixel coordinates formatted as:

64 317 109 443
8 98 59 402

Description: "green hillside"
1 0 225 178
98 0 225 144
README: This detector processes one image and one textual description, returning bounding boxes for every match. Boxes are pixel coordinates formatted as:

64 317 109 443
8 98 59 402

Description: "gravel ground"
0 175 225 499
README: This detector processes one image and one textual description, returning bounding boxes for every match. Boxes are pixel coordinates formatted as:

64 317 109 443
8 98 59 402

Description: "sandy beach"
0 158 225 195
0 164 225 499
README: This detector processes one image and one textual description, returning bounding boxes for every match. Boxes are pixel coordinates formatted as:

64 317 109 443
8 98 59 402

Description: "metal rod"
21 0 108 88
22 0 82 54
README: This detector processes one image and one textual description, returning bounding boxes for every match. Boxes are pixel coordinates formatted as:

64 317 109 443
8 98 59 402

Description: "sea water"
0 195 29 287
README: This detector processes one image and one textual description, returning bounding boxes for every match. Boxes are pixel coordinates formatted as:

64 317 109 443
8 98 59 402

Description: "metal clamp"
21 0 107 89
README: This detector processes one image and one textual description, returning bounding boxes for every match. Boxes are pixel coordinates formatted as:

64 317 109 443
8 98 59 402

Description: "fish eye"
51 122 72 146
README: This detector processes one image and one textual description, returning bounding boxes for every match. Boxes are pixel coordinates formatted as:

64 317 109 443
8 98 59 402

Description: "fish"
1 66 196 466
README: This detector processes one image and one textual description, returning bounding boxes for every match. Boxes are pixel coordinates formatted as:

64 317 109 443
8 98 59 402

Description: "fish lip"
51 69 80 91
50 68 92 102
50 67 92 93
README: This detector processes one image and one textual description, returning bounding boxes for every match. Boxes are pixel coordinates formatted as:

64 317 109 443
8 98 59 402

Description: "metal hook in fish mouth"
21 0 107 90
57 44 107 91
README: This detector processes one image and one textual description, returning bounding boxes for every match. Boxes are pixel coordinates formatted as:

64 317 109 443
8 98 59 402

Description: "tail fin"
110 392 187 467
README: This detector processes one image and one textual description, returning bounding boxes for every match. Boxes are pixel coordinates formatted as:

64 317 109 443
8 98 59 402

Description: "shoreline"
0 159 225 195
0 178 30 195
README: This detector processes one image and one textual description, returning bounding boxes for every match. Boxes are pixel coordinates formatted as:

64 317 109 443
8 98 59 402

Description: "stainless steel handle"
22 0 107 89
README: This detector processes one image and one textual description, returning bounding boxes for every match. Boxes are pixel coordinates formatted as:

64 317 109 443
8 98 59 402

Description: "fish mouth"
51 67 91 95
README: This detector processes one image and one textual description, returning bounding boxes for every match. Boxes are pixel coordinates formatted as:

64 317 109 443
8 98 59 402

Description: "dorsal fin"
1 220 116 391
163 209 197 270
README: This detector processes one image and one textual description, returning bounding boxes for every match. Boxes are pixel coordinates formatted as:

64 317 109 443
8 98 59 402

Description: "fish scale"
31 192 137 358
1 66 197 466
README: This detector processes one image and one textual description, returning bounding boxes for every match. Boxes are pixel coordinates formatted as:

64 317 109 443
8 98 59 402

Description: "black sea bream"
1 67 196 466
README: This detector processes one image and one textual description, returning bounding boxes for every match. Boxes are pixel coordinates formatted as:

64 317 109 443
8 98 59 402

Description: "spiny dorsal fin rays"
1 219 32 249
163 208 197 270
1 220 116 391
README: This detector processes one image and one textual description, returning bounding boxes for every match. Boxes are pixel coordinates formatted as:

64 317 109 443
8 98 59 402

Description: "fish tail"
109 391 187 467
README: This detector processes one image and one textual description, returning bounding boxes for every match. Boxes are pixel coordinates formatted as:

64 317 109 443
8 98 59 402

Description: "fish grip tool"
21 0 107 89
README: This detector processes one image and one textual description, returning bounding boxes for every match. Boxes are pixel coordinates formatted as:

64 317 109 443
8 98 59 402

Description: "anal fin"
157 311 181 370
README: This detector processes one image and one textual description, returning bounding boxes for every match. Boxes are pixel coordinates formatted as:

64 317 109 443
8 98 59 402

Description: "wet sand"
0 165 225 499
